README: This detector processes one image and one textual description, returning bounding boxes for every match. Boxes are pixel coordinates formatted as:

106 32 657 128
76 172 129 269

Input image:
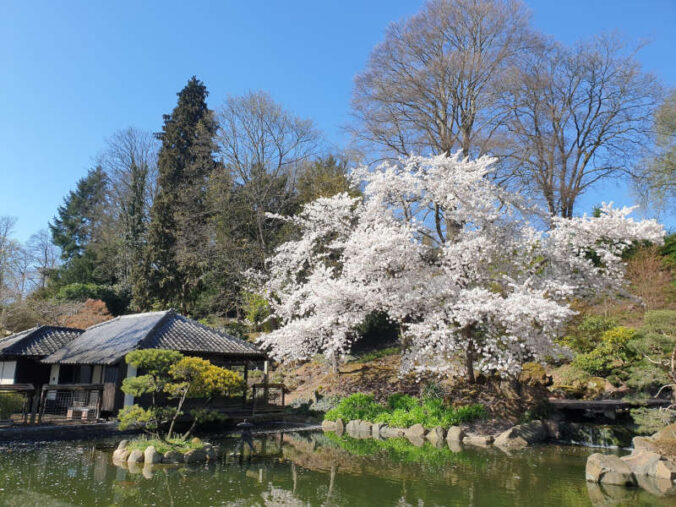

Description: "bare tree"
216 91 321 256
633 89 676 217
350 0 536 160
0 216 20 304
98 127 159 287
502 34 662 218
26 229 60 289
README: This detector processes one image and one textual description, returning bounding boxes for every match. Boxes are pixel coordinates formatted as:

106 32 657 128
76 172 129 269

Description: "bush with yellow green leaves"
118 349 244 439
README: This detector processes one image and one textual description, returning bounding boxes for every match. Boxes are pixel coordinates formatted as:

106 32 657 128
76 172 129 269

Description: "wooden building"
41 309 266 415
0 326 83 387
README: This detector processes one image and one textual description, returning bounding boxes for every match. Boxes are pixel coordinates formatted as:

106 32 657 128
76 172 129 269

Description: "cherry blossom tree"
256 153 665 381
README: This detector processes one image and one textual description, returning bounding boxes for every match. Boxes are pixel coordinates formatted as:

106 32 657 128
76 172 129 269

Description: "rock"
334 418 345 436
494 420 548 450
372 422 386 439
205 445 217 461
163 450 184 464
653 423 676 442
447 440 463 453
142 464 154 480
127 449 144 464
184 448 208 464
405 424 426 439
381 427 405 438
112 448 130 463
346 419 372 438
632 436 660 453
636 475 676 496
191 437 202 445
426 426 445 445
144 445 163 465
620 451 662 476
127 461 142 475
407 435 425 447
542 419 560 440
585 453 637 487
322 420 337 432
655 459 676 481
463 435 494 446
117 440 129 451
446 426 465 442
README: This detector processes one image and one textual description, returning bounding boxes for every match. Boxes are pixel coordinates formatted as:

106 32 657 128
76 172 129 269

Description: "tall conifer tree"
138 77 219 313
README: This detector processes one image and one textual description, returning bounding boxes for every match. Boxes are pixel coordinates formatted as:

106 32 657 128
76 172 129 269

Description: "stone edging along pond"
322 418 553 450
112 439 218 467
324 418 676 495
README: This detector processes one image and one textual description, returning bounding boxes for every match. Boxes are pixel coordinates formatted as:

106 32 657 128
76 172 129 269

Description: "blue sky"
1 0 675 242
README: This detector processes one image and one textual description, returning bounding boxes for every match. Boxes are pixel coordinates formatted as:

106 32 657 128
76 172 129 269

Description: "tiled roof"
42 310 265 365
0 326 83 357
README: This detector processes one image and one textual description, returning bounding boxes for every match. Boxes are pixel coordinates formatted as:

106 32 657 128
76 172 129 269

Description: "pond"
0 431 672 506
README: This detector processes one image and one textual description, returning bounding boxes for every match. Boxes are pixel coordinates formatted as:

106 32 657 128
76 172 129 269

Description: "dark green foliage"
141 76 220 314
0 393 24 419
296 155 358 204
324 392 486 429
353 346 400 364
626 310 676 393
630 407 676 435
50 167 108 262
351 311 400 355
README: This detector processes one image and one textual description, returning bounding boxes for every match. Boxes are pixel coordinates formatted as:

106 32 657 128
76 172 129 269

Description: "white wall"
123 364 137 407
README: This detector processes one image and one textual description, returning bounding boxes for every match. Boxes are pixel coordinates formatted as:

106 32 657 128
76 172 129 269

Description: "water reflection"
0 432 673 506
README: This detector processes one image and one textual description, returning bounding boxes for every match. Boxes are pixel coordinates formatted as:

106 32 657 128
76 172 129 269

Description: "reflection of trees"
1 435 674 506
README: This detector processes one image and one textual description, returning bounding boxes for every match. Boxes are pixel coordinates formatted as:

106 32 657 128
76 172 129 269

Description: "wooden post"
251 385 257 415
37 388 47 424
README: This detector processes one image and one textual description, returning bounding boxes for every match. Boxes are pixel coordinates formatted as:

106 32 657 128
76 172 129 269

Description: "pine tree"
138 77 219 313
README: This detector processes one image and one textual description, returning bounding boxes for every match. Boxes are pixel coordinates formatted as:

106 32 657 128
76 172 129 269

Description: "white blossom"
256 154 665 378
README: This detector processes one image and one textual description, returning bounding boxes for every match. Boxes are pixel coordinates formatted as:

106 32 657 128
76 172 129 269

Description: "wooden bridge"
549 398 671 420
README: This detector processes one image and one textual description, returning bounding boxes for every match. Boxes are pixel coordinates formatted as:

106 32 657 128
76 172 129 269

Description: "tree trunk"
464 327 476 383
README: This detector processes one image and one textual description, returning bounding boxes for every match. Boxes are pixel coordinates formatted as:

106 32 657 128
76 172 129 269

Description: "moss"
125 437 205 455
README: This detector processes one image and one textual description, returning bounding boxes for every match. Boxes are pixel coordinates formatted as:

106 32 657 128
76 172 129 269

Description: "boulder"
381 427 405 438
117 440 129 451
405 424 426 439
446 426 466 442
112 449 130 464
620 451 662 476
494 420 548 450
447 440 463 453
144 445 163 465
426 427 445 445
204 444 217 461
463 435 494 446
345 420 360 433
653 423 676 442
542 419 560 440
127 449 144 464
585 453 637 487
184 448 208 464
163 450 184 464
655 459 676 481
191 437 202 445
321 420 337 432
407 435 425 447
334 418 345 436
358 420 373 433
632 436 660 454
372 422 386 439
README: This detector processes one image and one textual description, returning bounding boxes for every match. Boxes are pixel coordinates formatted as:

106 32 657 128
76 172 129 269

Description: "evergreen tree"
139 77 219 313
50 167 108 262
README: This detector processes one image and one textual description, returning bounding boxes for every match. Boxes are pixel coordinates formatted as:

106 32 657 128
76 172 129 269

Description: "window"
0 361 17 385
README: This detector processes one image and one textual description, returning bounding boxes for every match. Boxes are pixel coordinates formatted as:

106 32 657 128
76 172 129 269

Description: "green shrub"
559 315 616 354
0 393 25 419
631 407 676 435
325 392 486 429
324 393 386 422
572 326 637 376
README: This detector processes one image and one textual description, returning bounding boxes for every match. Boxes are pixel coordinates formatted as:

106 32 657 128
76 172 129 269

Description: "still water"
0 431 672 506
